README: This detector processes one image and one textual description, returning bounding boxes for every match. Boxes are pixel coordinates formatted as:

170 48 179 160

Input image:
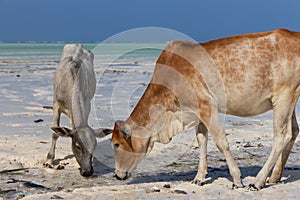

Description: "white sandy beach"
0 44 300 200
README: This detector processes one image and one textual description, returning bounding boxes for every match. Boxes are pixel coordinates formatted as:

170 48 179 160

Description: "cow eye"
114 143 120 149
75 143 81 150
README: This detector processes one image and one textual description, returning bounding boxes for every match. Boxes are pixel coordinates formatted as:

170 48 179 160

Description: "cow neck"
71 87 89 128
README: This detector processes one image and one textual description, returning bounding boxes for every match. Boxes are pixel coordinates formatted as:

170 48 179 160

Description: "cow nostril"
81 169 94 177
114 172 129 180
114 174 124 180
82 171 92 177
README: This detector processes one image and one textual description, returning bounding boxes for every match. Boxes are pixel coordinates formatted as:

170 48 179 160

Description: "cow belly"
223 96 272 117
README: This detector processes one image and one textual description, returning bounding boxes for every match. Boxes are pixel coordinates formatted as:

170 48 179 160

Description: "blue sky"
0 0 299 42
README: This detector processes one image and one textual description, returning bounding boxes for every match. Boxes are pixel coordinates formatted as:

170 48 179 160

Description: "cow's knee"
215 136 229 154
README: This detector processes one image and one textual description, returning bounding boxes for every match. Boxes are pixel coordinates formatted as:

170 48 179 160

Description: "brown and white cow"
111 29 300 190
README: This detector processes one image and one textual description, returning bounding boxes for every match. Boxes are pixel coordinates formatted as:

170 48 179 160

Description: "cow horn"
116 120 132 139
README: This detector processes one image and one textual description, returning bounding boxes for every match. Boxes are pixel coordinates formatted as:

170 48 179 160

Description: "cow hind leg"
191 122 208 185
200 107 243 189
268 110 299 183
45 104 61 166
249 96 295 190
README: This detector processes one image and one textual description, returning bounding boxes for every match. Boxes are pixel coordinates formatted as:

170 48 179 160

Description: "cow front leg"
192 122 208 186
45 104 61 167
200 107 243 189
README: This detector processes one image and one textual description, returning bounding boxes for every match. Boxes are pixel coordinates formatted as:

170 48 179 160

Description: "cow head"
111 120 152 180
51 126 111 177
111 86 184 180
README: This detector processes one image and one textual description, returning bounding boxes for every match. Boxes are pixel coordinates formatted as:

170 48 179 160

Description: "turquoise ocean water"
0 43 165 71
0 42 166 129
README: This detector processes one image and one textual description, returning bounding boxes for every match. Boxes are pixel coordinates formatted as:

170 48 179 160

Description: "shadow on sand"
127 165 300 186
52 154 75 165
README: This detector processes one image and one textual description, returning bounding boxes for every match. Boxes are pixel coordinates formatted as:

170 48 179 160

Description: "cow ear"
51 127 73 137
116 120 131 139
94 128 113 138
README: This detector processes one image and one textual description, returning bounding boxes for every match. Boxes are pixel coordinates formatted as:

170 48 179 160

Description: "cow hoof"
191 179 205 186
267 177 280 184
43 163 54 169
232 182 245 189
248 184 260 191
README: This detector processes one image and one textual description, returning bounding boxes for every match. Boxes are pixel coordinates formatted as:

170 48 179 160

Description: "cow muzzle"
114 170 131 180
80 166 94 177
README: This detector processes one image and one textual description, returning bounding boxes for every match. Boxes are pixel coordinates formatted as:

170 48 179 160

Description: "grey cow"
45 44 111 177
